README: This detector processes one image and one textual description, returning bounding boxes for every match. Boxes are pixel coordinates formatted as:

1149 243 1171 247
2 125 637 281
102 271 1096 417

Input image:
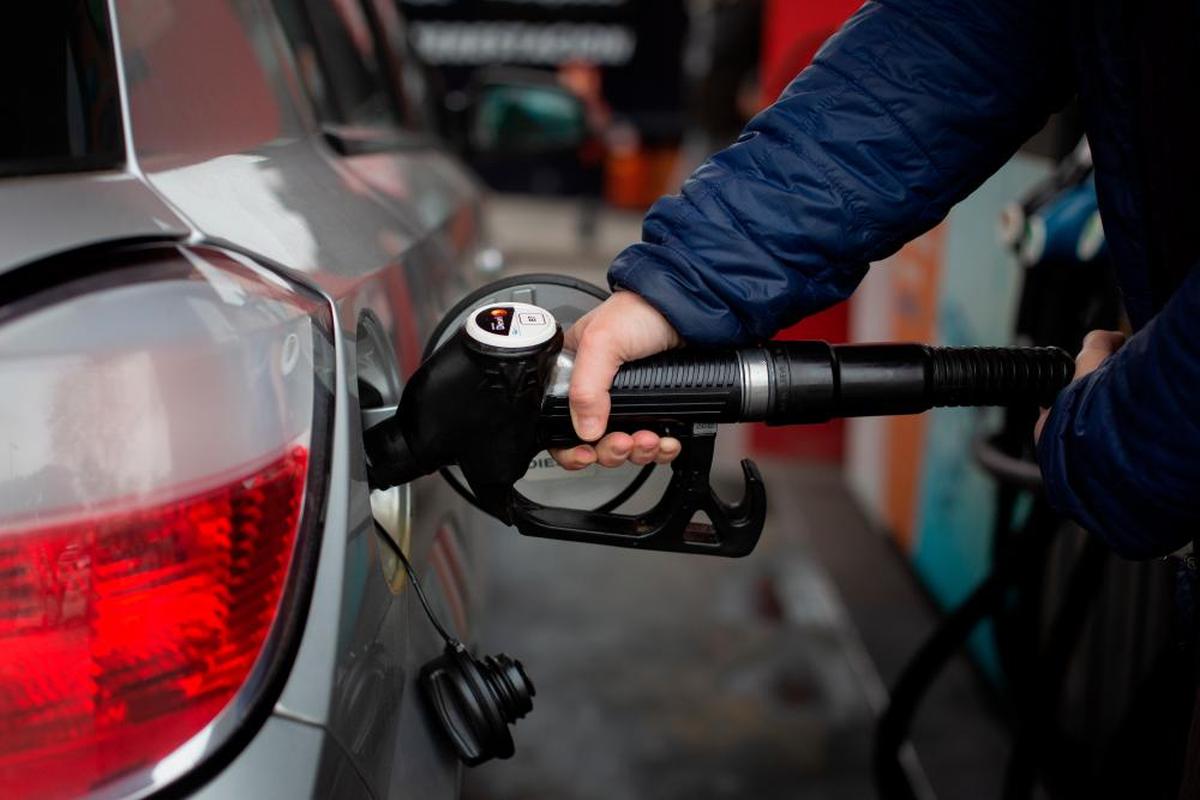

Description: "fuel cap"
465 302 558 350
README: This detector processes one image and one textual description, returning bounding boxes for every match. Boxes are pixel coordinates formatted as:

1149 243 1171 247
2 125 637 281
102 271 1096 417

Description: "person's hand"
1035 330 1126 443
551 290 684 470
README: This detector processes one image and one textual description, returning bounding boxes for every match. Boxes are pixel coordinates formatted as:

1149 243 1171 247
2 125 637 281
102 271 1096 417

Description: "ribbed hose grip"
610 350 741 392
606 349 743 421
927 346 1075 408
538 350 744 446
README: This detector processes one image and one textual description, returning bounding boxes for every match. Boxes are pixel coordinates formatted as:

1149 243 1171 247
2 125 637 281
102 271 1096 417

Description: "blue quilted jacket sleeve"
609 0 1072 344
1037 266 1200 559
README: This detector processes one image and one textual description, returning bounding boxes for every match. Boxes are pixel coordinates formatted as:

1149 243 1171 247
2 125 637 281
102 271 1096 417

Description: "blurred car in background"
0 1 591 798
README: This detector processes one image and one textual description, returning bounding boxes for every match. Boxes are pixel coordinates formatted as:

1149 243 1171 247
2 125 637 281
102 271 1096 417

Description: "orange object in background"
605 146 680 210
879 227 946 548
749 0 860 462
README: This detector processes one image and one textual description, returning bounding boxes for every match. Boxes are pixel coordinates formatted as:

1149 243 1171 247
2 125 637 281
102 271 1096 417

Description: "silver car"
0 1 606 797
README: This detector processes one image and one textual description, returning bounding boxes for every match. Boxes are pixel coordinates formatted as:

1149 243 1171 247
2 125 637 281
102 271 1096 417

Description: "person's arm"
557 0 1074 466
610 0 1073 344
1037 266 1200 559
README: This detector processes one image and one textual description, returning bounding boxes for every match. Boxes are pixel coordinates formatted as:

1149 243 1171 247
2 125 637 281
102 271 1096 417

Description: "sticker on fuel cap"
466 302 557 349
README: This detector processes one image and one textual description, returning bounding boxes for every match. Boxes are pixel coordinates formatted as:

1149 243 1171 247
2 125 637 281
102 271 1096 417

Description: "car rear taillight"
0 245 331 798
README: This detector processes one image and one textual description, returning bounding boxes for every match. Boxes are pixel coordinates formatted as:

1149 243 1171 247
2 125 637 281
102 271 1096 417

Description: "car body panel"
0 171 189 270
0 0 496 797
189 716 372 800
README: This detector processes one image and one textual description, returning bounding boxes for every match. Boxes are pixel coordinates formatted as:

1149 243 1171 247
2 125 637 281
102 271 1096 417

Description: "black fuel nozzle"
366 289 1074 559
364 300 563 522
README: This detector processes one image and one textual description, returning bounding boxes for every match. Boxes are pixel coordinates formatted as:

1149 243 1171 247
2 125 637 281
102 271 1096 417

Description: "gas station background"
399 0 1056 670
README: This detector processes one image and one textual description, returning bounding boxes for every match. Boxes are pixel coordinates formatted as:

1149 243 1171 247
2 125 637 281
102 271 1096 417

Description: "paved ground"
462 462 885 800
482 194 643 281
462 197 1008 800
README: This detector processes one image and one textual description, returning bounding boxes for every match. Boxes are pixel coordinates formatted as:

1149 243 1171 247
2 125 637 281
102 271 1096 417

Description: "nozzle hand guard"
512 424 766 557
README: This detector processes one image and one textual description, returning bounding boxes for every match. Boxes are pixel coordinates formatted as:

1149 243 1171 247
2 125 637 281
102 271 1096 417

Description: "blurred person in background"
557 60 610 244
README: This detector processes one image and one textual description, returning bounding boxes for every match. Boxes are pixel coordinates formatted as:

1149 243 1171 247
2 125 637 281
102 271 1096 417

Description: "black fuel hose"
873 502 1063 800
539 343 1074 446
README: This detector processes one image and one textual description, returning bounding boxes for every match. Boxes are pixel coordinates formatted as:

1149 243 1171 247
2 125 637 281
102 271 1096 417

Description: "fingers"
655 437 681 464
557 292 684 469
1075 330 1126 378
593 433 683 467
1035 330 1126 445
548 433 683 470
629 430 660 465
592 432 633 467
549 445 596 471
563 291 683 444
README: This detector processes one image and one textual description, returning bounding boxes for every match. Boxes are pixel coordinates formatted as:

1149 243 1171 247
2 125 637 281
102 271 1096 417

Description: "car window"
273 0 409 130
363 0 435 132
0 2 124 177
116 0 301 169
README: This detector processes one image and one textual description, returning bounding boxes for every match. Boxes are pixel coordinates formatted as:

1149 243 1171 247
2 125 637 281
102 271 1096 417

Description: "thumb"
569 326 621 441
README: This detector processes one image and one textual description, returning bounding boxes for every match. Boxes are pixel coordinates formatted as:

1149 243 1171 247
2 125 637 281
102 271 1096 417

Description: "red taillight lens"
0 244 330 798
0 448 308 799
